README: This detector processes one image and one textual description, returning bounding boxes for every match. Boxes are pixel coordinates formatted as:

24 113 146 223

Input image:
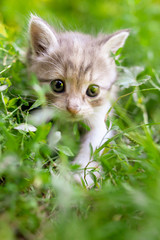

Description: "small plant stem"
135 86 151 135
107 87 158 116
3 104 22 120
0 92 8 115
0 64 12 74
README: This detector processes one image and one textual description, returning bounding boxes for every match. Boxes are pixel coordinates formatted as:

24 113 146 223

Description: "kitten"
27 15 129 186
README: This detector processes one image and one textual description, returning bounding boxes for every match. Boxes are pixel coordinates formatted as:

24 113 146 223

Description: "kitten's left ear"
100 30 130 54
29 14 58 56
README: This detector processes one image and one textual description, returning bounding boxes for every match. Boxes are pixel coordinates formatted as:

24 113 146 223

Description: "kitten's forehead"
28 18 129 91
48 33 114 86
30 32 116 90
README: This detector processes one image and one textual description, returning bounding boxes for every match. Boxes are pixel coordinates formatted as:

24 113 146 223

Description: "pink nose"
67 106 80 115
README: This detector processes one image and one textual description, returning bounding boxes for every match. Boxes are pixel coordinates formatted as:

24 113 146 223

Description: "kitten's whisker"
47 102 63 110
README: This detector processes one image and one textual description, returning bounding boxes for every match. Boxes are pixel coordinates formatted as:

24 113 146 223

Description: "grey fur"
27 15 129 115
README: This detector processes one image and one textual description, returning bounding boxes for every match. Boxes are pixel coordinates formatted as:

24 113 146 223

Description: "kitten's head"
27 15 129 120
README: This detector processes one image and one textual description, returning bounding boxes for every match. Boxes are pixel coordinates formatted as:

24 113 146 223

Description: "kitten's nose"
67 105 80 115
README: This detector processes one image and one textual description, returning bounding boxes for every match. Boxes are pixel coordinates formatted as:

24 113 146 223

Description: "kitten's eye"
86 84 99 97
50 79 65 93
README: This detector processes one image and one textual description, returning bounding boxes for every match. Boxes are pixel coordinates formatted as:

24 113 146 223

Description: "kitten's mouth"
68 113 82 122
51 105 86 121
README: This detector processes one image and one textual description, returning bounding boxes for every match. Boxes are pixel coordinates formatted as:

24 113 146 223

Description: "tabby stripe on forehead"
89 66 93 82
84 63 92 75
78 63 84 79
78 63 93 81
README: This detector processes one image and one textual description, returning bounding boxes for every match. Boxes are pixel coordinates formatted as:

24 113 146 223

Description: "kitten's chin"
63 112 90 122
54 109 82 122
52 106 93 122
66 113 83 122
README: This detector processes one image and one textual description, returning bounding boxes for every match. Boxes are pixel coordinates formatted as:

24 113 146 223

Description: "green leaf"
116 66 150 89
115 47 123 56
7 98 18 108
29 99 44 110
58 146 74 156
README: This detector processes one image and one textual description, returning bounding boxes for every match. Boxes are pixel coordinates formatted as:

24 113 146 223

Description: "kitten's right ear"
29 14 58 56
99 30 129 55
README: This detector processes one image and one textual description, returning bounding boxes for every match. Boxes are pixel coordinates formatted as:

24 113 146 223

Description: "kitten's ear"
101 30 129 54
29 14 58 56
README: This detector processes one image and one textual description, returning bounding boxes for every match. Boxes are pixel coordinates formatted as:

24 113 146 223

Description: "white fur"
72 102 112 186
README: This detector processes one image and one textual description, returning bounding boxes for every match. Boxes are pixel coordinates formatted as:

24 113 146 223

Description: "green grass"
1 0 160 239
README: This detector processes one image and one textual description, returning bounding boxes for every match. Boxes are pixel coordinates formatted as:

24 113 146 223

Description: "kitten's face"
28 15 129 120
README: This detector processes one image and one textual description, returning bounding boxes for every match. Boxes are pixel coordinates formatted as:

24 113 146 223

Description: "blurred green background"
0 0 160 68
1 1 160 240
